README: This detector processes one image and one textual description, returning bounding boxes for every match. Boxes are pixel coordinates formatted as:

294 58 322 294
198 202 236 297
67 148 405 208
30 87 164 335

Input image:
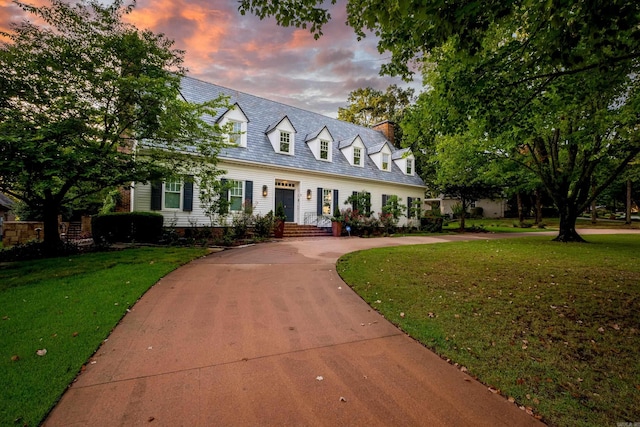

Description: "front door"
275 188 295 222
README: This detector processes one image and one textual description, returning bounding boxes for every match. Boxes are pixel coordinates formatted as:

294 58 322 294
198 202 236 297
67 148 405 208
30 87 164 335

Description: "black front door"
275 188 295 222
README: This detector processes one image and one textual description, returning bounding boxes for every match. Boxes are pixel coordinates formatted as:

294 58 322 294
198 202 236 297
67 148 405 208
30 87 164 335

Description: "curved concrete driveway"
48 231 633 426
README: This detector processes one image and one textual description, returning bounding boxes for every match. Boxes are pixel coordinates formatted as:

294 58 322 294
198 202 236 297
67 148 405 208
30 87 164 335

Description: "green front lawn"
0 247 207 426
337 235 640 427
442 216 639 232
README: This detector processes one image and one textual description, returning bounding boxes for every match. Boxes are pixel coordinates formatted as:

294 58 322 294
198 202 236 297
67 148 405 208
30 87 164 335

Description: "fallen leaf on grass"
11 355 19 362
508 396 516 403
400 312 405 318
488 387 499 394
36 349 47 356
73 332 79 337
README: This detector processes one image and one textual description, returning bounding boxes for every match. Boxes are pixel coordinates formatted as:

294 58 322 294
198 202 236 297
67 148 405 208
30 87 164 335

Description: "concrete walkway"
45 230 636 426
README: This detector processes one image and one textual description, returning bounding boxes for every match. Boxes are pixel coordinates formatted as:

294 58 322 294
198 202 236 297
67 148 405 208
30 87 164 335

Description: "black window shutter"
352 191 358 211
333 189 339 214
407 197 413 218
245 180 253 206
382 194 388 209
317 187 323 216
151 180 162 211
221 178 229 215
183 177 194 212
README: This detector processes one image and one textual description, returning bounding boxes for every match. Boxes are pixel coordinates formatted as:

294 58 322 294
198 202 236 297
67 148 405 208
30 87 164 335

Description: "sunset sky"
1 0 421 118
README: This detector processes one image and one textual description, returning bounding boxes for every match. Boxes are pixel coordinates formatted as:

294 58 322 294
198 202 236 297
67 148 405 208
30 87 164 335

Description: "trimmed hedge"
92 212 163 243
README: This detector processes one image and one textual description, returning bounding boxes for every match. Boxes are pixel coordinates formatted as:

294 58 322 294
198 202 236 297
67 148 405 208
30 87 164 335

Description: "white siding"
132 160 425 227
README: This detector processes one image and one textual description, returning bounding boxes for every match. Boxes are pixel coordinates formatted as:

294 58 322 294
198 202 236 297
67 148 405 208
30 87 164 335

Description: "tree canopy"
0 0 227 251
240 0 640 241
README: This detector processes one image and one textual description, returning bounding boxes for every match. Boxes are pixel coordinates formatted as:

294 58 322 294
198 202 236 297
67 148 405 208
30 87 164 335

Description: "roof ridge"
181 75 383 135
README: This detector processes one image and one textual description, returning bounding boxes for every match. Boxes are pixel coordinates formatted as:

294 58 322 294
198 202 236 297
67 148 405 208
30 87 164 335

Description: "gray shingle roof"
179 76 425 188
0 192 15 210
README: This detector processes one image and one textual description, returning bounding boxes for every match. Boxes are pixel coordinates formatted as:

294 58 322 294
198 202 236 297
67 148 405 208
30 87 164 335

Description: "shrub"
451 202 467 219
232 210 253 240
92 212 163 244
420 217 444 232
470 207 484 218
379 212 397 234
253 211 274 238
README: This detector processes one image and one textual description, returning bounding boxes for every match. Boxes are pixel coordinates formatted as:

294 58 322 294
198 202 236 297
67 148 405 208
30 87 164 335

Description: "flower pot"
273 219 285 238
331 221 342 237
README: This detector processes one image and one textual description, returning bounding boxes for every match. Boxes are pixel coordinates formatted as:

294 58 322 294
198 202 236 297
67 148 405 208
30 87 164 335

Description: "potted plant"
331 206 343 237
273 202 286 238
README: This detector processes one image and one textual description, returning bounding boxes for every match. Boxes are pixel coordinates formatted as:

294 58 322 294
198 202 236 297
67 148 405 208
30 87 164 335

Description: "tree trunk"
553 207 585 242
591 183 597 224
42 202 62 254
517 192 524 223
534 189 543 224
459 199 466 231
626 179 632 225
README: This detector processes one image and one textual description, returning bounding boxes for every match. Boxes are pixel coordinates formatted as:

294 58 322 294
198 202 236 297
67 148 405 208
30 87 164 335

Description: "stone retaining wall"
2 221 44 246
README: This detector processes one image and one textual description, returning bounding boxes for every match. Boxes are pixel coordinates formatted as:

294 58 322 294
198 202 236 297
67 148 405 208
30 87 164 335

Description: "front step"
282 224 332 238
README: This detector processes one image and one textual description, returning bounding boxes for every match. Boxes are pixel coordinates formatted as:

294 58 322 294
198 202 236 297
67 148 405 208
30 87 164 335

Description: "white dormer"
338 135 365 167
392 148 416 176
369 142 393 172
305 126 334 162
266 116 296 155
218 103 249 147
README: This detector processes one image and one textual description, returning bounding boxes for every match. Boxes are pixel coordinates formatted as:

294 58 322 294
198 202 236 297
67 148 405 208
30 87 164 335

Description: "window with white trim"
229 120 242 145
229 180 243 211
320 140 329 160
406 158 413 175
280 131 291 153
382 153 390 171
164 179 181 209
322 188 333 215
354 147 361 166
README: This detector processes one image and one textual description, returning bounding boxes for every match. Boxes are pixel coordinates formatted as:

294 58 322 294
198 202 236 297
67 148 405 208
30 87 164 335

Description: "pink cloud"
1 0 420 117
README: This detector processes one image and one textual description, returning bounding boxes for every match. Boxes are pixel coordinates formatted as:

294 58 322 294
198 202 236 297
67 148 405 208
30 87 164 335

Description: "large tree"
0 0 227 252
240 0 640 241
337 85 414 146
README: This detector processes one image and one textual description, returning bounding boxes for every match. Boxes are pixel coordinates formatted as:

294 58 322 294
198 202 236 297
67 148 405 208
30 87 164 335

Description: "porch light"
262 185 268 197
306 189 312 200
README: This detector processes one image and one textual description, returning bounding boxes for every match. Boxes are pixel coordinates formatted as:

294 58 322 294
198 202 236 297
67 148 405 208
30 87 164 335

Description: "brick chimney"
372 120 395 147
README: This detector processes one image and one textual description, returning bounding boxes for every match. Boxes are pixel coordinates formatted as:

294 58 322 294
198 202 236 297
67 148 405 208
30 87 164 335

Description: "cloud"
1 0 420 118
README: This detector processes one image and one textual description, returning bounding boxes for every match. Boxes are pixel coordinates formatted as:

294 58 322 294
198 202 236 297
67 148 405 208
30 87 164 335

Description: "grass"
442 217 639 232
337 235 640 427
0 247 207 426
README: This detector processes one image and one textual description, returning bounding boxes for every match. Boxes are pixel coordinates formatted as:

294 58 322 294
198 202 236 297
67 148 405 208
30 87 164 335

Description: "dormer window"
218 103 249 148
354 147 361 166
266 116 296 155
305 126 333 161
392 148 415 175
382 153 390 171
280 131 291 153
320 140 329 160
338 135 365 167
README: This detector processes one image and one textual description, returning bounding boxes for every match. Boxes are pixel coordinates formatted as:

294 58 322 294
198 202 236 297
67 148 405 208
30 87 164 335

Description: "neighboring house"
436 198 506 219
131 76 427 227
0 192 16 242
